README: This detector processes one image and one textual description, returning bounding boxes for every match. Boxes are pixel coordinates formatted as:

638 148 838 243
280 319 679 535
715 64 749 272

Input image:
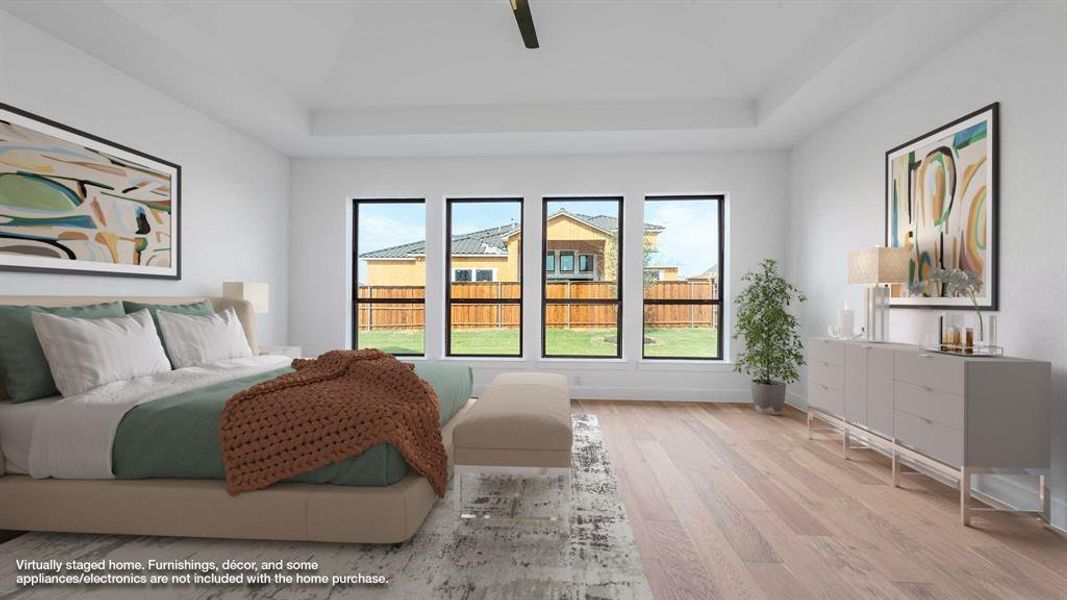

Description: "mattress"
0 395 62 474
111 361 472 487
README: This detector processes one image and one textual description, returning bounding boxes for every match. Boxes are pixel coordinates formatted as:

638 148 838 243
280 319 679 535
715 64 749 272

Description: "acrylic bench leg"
453 468 464 513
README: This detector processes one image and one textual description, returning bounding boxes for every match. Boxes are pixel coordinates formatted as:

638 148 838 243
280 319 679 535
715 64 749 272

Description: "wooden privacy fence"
356 280 717 330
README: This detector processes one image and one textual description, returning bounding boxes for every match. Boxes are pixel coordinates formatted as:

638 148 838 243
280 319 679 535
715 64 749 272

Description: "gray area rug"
0 415 652 599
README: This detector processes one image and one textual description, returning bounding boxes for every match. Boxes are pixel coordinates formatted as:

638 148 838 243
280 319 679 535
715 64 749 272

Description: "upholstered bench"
452 372 572 521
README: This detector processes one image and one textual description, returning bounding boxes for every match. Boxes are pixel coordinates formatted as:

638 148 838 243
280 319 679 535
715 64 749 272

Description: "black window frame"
558 250 575 273
641 194 725 361
352 197 426 357
445 197 524 358
542 196 624 359
578 253 594 273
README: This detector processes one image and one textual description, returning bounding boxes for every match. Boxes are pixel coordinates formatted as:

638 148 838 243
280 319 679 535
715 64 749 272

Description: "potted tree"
733 259 806 415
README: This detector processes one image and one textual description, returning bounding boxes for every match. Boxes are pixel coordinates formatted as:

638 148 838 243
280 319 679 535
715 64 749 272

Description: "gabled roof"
361 209 663 259
691 265 720 279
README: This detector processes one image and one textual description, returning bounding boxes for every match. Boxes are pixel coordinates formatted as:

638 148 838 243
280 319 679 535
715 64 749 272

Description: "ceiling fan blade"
509 0 539 49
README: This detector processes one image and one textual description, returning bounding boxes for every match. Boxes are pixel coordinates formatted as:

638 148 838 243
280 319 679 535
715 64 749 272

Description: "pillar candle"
836 307 854 336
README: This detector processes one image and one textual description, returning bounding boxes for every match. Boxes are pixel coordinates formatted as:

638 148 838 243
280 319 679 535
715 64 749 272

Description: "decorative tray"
921 344 1004 357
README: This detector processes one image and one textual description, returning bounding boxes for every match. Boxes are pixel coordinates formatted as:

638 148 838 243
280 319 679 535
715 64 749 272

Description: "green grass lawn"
357 327 718 358
357 329 523 355
357 329 426 355
450 329 521 355
641 327 719 359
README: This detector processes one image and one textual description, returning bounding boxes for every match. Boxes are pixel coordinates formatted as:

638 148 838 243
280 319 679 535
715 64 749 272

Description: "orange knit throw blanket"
219 349 447 496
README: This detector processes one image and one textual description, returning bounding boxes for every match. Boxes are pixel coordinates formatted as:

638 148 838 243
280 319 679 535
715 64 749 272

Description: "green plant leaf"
733 259 806 384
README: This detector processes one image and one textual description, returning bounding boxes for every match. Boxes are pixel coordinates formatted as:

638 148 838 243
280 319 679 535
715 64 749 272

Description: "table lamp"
848 247 908 342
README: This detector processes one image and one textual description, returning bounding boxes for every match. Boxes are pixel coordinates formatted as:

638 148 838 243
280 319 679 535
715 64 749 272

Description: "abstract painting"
885 103 997 309
0 103 180 279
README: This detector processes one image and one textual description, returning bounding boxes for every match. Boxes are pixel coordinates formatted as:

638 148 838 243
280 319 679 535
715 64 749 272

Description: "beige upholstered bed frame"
0 295 467 544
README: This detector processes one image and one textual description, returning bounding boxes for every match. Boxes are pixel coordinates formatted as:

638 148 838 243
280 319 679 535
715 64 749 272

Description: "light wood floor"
575 400 1067 600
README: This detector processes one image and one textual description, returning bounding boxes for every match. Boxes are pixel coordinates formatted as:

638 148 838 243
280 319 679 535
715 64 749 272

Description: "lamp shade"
848 247 909 285
223 281 269 314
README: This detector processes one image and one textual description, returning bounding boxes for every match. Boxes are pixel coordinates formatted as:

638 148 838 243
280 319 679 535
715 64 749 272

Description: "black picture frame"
0 102 182 280
884 102 999 311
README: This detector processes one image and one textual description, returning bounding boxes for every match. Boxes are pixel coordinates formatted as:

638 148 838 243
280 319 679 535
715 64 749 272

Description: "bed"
0 295 473 544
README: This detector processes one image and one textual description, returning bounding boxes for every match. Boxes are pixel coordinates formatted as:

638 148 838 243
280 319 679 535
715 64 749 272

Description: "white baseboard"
786 390 807 410
473 384 753 402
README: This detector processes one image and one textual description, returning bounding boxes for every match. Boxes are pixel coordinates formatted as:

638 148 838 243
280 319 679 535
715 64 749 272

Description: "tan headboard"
0 296 258 353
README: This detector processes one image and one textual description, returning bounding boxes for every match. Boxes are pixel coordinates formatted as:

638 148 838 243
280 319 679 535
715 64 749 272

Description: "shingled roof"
361 210 663 259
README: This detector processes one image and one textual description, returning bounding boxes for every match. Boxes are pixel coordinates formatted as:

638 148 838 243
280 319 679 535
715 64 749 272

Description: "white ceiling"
166 0 889 108
1 0 1010 158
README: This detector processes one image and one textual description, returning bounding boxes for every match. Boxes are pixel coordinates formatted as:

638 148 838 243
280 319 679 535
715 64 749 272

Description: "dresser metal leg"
1039 474 1049 518
807 410 813 440
891 448 900 487
960 467 972 526
842 430 850 460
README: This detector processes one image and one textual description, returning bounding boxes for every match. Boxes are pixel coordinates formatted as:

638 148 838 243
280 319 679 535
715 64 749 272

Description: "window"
353 198 426 356
642 195 724 360
545 251 556 273
578 254 594 273
558 251 575 272
542 197 622 358
446 197 523 357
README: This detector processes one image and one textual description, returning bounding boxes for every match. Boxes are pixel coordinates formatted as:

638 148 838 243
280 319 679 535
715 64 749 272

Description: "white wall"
786 4 1067 529
289 151 789 400
0 12 290 345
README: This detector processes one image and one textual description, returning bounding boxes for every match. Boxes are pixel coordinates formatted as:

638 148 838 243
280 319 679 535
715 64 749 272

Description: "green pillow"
123 300 214 366
0 302 126 403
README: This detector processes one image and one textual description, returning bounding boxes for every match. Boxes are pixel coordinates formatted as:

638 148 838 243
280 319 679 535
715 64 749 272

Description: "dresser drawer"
894 410 964 467
809 360 844 389
893 350 965 395
894 381 964 430
808 382 844 417
810 339 845 366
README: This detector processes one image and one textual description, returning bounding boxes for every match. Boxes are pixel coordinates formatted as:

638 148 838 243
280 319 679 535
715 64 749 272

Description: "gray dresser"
806 338 1051 526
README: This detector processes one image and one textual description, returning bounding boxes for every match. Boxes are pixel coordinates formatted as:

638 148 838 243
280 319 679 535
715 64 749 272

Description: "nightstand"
259 345 302 358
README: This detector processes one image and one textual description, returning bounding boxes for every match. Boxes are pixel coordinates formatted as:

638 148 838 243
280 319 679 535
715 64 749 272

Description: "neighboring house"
687 265 720 298
643 253 680 282
360 210 664 285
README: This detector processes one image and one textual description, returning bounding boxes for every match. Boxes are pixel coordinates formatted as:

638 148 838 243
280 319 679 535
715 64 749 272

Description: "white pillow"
31 309 171 397
157 307 252 369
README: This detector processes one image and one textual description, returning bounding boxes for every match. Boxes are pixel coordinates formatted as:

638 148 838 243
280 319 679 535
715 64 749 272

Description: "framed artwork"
0 103 180 279
885 103 998 310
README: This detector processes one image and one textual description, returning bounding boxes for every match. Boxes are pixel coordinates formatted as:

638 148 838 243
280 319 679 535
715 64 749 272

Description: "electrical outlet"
574 375 583 386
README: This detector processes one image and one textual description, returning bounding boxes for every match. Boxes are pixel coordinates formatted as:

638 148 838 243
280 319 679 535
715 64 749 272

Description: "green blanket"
112 362 472 487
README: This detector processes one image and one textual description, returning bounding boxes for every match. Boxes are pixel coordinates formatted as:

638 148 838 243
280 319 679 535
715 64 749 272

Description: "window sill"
535 358 631 370
438 355 526 362
637 359 734 371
